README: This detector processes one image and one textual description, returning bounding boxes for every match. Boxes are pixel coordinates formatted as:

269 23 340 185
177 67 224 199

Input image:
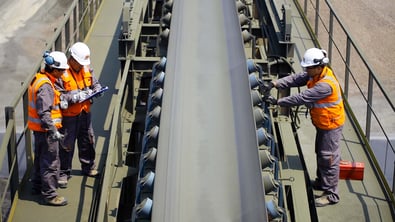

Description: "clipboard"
81 86 109 102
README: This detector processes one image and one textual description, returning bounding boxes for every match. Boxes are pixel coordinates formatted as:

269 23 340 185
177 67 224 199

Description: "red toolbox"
339 160 364 180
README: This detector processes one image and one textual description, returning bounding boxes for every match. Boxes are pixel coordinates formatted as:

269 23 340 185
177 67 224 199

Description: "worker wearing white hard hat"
69 41 91 66
44 51 70 69
263 47 345 207
29 51 69 206
300 47 329 68
55 42 104 188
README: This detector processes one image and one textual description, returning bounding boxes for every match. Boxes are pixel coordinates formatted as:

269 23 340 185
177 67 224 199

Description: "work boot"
83 169 99 177
58 180 68 189
44 196 68 206
315 195 336 207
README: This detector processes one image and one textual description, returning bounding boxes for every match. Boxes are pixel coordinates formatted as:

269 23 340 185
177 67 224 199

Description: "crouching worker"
28 51 69 206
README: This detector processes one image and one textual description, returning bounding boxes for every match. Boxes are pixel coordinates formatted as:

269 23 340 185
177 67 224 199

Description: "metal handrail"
296 0 395 195
96 59 131 222
0 0 102 220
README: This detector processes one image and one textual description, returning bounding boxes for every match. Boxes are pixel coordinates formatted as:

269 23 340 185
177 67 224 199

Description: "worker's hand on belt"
261 81 274 95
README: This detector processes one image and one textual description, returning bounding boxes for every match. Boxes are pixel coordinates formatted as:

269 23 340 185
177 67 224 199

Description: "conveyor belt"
150 1 267 221
4 0 395 221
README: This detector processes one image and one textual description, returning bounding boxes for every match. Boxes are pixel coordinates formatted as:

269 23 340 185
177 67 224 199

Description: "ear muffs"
43 51 60 67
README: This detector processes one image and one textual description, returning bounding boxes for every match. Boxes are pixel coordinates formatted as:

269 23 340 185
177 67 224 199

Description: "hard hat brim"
72 55 90 66
300 61 311 68
57 64 70 69
300 61 319 68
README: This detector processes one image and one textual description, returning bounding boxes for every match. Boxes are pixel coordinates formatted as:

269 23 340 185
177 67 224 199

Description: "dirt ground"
318 0 395 135
331 0 395 82
329 0 395 96
0 0 72 131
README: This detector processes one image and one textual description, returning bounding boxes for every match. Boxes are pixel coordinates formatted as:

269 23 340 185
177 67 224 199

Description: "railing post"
65 19 71 46
117 107 123 167
55 33 63 51
328 11 334 63
303 0 307 14
365 71 374 141
344 38 351 98
5 107 19 202
314 0 320 36
393 161 395 196
23 88 34 180
73 5 78 42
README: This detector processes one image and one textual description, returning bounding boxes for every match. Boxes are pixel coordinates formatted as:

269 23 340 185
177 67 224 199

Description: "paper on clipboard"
81 86 109 102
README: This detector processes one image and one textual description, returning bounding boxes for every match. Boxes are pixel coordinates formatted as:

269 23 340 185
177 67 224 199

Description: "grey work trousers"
31 131 60 200
59 111 96 181
315 125 343 203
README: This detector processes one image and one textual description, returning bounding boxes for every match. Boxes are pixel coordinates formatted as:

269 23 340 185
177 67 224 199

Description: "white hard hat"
69 42 91 65
44 51 69 69
300 48 329 68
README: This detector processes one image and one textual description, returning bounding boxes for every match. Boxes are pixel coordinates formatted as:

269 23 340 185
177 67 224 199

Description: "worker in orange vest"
55 42 104 188
28 51 69 206
265 48 345 207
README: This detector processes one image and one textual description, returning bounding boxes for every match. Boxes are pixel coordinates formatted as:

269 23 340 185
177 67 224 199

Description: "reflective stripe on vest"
312 75 342 108
307 67 345 130
28 73 62 131
60 67 93 116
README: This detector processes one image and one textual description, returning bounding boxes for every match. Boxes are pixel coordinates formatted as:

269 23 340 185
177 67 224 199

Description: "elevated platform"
9 0 126 221
6 0 394 221
282 2 394 220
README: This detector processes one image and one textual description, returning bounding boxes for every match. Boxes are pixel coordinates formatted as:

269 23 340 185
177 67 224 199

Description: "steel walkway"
277 2 394 221
286 2 394 221
9 0 125 221
5 0 395 221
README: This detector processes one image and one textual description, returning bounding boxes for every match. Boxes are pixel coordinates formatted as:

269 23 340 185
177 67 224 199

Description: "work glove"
60 99 68 109
86 89 93 96
80 89 93 102
71 92 80 103
60 100 68 109
71 90 90 103
49 130 64 141
265 96 278 105
261 81 274 95
59 94 68 109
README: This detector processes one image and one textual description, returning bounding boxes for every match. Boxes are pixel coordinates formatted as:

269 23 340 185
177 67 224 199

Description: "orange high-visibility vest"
28 73 62 132
60 66 93 117
307 67 345 130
